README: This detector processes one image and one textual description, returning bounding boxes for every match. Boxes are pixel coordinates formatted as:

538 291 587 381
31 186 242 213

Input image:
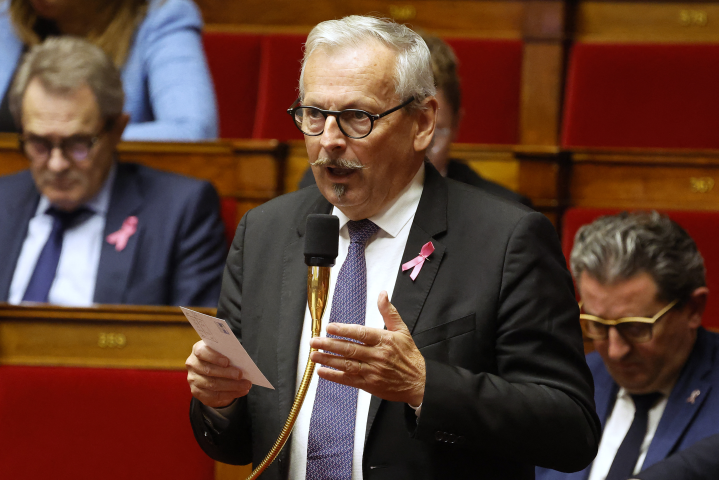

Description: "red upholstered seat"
0 366 214 479
204 32 262 138
562 208 719 329
444 38 522 144
252 34 306 141
220 197 238 247
205 32 522 144
562 43 719 149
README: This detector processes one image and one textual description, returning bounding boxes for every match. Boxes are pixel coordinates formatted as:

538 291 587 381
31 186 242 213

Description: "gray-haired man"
537 211 719 480
0 36 225 306
187 15 599 480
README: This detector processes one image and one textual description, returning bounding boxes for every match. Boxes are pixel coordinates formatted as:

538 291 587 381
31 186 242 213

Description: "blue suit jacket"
635 432 719 480
0 0 218 141
0 162 226 306
536 328 719 480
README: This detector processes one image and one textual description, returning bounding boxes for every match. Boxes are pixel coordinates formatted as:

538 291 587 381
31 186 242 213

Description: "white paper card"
180 307 274 389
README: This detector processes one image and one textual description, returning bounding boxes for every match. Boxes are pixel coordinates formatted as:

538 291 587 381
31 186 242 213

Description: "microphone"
243 214 339 480
304 214 339 334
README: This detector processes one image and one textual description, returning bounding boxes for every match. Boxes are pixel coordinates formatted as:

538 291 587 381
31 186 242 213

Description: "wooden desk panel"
574 1 719 43
570 150 719 210
198 0 525 38
0 304 214 369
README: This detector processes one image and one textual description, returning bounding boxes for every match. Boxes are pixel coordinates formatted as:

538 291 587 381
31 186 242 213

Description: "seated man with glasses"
0 37 226 307
537 211 719 480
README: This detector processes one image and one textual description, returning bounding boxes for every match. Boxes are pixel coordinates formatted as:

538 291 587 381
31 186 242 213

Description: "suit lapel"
0 173 40 300
643 329 714 468
93 163 143 304
365 163 448 440
275 194 332 464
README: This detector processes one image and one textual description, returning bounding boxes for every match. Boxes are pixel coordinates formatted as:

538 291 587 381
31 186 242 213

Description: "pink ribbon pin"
106 216 138 252
402 242 435 281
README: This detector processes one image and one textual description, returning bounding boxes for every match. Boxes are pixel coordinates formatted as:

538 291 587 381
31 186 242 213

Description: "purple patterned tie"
306 219 379 480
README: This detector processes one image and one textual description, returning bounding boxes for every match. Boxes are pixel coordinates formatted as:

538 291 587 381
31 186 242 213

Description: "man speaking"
187 16 600 479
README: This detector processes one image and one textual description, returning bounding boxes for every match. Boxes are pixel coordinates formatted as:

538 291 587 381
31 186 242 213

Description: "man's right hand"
186 340 252 408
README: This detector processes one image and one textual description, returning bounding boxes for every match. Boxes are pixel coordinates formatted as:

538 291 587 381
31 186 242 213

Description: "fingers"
324 323 384 346
188 381 251 409
310 334 377 360
316 365 364 388
378 291 409 334
310 351 365 375
186 340 252 408
193 340 231 368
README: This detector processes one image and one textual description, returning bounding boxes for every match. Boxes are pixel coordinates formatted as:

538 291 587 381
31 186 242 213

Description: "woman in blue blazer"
0 0 218 141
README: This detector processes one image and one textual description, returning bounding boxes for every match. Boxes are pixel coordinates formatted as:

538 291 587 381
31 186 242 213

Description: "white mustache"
310 157 365 170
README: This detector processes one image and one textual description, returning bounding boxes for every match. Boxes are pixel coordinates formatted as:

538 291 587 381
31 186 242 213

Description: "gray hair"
9 36 125 127
570 211 706 305
299 15 436 112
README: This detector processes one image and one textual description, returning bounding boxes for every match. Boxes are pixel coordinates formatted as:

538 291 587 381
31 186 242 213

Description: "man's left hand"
309 290 426 406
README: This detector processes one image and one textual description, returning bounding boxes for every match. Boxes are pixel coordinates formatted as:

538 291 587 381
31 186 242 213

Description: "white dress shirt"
588 386 672 480
288 164 425 480
8 165 116 306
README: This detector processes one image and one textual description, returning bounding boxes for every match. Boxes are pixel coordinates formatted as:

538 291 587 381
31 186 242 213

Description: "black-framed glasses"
19 123 110 163
579 299 679 343
287 96 415 139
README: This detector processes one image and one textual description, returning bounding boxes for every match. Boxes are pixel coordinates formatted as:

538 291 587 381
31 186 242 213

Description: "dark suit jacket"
191 164 600 479
0 162 226 306
298 159 534 208
536 328 719 480
634 433 719 480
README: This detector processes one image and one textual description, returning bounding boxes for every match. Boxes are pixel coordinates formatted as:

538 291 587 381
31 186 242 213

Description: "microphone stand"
243 262 332 479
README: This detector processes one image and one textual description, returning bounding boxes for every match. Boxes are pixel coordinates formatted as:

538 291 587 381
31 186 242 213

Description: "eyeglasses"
287 96 415 139
579 299 679 343
20 126 107 163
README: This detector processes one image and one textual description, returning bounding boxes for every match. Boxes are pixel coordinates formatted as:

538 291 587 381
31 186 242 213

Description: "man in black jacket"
187 16 599 479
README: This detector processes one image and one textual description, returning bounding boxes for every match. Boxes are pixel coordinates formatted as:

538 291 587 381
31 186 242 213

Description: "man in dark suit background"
0 37 225 307
634 433 719 480
187 15 599 479
536 212 719 480
297 33 533 208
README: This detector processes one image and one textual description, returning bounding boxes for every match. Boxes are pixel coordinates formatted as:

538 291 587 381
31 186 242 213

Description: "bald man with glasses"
537 211 719 480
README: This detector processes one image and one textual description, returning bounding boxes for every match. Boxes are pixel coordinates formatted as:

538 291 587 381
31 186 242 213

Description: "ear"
685 286 709 329
413 96 438 152
108 113 130 146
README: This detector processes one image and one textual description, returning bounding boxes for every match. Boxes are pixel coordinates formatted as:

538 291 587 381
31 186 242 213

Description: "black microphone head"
304 214 339 267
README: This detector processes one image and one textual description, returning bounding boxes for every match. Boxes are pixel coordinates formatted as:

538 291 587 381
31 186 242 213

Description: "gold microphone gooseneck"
244 214 339 480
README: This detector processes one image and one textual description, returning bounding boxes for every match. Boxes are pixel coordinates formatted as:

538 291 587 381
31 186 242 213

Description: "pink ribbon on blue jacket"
106 216 138 252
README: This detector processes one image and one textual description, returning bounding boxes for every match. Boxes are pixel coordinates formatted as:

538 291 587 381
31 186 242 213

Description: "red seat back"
220 197 238 247
444 38 523 144
252 34 306 141
562 43 719 149
204 32 263 138
562 208 719 329
0 366 214 480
